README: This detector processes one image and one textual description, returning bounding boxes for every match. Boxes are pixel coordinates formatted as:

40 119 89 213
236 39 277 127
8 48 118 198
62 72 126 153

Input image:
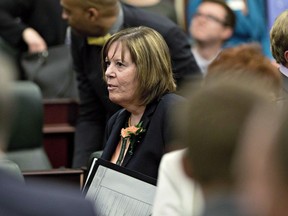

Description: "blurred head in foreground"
206 43 281 99
235 100 288 216
178 77 273 201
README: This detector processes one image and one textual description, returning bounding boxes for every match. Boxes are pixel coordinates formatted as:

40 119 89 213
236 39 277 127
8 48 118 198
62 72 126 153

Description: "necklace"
128 116 132 127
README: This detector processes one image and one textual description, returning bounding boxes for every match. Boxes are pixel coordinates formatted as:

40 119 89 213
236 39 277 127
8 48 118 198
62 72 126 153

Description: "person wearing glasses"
188 0 235 74
187 0 271 58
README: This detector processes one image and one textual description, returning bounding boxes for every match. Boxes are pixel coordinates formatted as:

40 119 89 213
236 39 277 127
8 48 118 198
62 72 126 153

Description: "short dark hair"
202 0 236 29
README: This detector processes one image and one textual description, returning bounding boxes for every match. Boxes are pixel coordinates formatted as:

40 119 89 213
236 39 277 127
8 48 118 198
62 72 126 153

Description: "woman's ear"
181 153 194 179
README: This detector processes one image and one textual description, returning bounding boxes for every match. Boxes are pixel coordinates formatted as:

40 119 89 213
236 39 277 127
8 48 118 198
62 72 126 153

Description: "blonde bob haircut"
270 10 288 65
102 26 176 106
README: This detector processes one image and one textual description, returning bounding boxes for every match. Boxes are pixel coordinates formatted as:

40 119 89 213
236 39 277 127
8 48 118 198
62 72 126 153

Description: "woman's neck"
193 39 223 60
127 106 146 126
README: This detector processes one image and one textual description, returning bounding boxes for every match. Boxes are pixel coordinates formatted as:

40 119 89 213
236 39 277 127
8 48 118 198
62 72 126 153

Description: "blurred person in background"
121 0 177 24
270 10 288 99
0 0 68 79
188 0 235 74
187 0 272 58
0 0 67 53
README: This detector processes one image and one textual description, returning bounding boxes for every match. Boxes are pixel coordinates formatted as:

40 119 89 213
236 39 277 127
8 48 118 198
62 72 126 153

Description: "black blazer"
101 93 184 179
71 3 200 167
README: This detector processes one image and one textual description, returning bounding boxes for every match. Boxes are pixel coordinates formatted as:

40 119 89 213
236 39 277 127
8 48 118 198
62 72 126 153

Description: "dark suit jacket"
101 93 183 179
0 0 67 51
0 169 96 216
71 3 200 168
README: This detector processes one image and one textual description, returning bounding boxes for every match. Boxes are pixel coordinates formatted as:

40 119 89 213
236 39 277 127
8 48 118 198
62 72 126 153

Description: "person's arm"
22 27 47 53
0 9 27 47
153 150 204 216
153 153 183 215
0 0 46 52
152 150 191 215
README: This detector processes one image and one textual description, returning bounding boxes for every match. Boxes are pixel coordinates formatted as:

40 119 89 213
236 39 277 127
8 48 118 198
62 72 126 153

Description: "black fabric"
0 0 67 51
0 0 67 79
101 93 184 179
0 169 96 216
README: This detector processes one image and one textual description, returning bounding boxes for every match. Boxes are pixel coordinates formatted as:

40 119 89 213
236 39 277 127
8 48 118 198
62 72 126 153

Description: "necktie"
87 33 111 46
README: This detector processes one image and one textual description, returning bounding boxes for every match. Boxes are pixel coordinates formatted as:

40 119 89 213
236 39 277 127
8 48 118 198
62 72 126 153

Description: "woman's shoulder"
151 93 185 114
160 92 185 104
109 108 127 121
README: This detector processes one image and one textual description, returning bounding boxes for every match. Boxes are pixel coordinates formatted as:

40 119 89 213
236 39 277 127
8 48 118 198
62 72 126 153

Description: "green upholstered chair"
0 159 25 182
6 81 52 171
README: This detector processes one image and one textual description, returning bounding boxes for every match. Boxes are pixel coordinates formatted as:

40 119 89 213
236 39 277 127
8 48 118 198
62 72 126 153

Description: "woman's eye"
116 62 124 67
105 61 111 67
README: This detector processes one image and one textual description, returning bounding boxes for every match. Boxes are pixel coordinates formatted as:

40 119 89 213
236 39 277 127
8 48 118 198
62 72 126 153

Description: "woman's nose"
105 65 115 78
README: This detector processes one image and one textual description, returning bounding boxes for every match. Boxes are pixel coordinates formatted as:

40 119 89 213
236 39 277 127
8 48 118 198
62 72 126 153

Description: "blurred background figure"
0 0 67 52
0 0 67 79
121 0 178 24
0 52 96 216
270 10 288 99
189 0 235 74
187 0 272 58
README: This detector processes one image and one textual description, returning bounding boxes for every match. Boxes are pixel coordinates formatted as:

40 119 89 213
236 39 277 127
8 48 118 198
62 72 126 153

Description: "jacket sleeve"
71 32 107 167
0 0 32 47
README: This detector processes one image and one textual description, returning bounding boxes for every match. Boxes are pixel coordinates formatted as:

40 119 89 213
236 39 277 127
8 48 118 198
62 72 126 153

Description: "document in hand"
82 158 157 216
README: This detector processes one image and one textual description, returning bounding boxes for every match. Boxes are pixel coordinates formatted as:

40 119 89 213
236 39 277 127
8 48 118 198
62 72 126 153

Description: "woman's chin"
109 96 120 105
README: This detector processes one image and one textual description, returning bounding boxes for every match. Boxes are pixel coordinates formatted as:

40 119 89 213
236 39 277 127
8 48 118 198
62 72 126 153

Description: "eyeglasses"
193 12 227 26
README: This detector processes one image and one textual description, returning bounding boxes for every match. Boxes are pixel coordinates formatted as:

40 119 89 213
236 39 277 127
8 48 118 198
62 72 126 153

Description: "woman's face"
105 41 139 107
